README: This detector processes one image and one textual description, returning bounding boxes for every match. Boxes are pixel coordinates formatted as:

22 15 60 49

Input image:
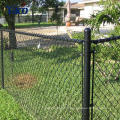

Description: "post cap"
84 28 91 33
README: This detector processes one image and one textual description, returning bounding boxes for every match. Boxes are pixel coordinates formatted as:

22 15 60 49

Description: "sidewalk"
16 24 115 35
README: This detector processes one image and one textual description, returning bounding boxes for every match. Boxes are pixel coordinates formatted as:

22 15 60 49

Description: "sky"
61 0 83 3
70 0 82 2
67 0 82 2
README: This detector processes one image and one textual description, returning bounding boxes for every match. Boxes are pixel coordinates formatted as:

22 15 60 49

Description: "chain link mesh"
1 28 120 119
92 39 120 119
0 32 1 89
2 30 83 119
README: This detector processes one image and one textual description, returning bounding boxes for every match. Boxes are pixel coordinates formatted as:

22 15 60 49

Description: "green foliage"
30 0 40 11
50 2 64 25
40 0 64 10
93 26 120 62
3 22 57 28
108 26 120 60
1 46 83 119
0 90 33 120
38 0 64 25
87 0 120 31
87 11 114 31
71 31 96 40
51 11 63 25
72 32 84 40
71 27 120 63
109 25 120 36
0 0 64 29
1 44 120 119
93 40 120 63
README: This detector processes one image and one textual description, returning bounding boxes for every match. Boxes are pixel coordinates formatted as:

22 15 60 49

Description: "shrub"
71 28 120 62
93 26 120 62
71 31 97 40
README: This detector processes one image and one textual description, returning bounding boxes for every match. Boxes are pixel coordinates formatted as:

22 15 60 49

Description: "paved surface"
16 26 86 35
15 25 115 49
16 24 115 35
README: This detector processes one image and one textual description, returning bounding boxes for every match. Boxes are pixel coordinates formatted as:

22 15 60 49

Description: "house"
47 0 103 23
0 0 103 24
78 0 103 19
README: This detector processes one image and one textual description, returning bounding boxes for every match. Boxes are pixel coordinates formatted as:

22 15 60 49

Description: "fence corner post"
1 30 4 89
82 28 91 120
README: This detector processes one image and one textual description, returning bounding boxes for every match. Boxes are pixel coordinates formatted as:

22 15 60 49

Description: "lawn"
1 46 83 120
0 42 120 119
3 22 59 29
0 89 34 120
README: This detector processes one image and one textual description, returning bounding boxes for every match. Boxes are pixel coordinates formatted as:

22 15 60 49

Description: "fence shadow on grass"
12 45 82 64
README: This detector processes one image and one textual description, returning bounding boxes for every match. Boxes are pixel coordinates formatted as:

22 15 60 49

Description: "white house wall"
0 17 6 24
81 6 93 18
80 3 103 18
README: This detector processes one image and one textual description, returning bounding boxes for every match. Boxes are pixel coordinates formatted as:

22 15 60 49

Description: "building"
78 0 103 19
0 0 103 24
48 0 103 22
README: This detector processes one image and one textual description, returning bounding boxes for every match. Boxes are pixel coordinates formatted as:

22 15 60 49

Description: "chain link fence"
0 28 120 120
92 38 120 119
1 29 84 119
0 15 47 24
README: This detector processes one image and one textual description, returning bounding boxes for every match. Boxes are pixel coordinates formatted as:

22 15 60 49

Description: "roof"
63 3 85 9
63 0 100 9
49 0 100 10
78 0 100 4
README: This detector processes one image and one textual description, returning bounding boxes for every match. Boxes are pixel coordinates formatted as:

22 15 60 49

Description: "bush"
93 26 120 62
109 25 120 36
71 31 97 40
72 32 84 40
71 28 120 62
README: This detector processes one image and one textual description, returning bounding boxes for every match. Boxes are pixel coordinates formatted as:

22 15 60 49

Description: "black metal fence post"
82 28 91 120
1 30 4 89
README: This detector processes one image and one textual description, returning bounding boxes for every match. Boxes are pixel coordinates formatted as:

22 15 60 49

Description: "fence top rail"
0 29 84 44
92 35 120 44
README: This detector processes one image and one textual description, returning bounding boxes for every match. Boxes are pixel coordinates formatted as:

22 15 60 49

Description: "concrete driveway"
16 24 115 35
16 26 85 35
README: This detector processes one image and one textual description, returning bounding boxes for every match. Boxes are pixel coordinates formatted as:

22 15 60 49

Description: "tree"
40 0 64 35
0 0 63 49
88 0 120 82
0 0 28 49
40 0 64 23
87 0 120 31
30 0 40 23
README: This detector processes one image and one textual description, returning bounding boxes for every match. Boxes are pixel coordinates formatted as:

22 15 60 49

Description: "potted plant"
65 17 71 27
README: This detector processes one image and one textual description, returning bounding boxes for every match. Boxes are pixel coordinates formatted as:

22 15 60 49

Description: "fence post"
82 28 91 120
1 30 4 89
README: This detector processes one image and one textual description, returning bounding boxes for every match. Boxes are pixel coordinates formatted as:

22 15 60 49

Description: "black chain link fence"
1 29 84 119
0 28 120 120
92 38 120 120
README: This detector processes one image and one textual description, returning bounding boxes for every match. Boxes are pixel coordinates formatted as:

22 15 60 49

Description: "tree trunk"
18 14 21 23
32 0 35 23
32 8 34 23
5 14 17 49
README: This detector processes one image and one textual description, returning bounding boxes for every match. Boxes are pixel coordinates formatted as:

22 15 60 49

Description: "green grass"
0 89 34 120
0 43 120 119
1 46 83 120
3 22 58 29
